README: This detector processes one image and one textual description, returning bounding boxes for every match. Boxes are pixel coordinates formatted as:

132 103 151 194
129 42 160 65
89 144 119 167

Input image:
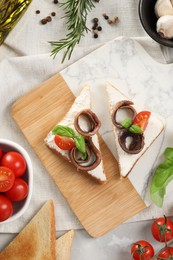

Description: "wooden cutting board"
11 73 146 237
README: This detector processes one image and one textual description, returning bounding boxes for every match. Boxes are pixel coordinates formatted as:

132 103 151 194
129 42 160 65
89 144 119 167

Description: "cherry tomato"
0 194 13 222
54 135 75 150
5 178 28 201
1 151 26 177
131 240 154 260
157 247 173 259
0 148 3 159
133 111 151 131
151 216 173 242
0 166 15 192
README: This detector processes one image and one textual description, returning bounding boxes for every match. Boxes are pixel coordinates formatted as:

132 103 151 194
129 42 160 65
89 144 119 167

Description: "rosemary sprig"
50 0 95 62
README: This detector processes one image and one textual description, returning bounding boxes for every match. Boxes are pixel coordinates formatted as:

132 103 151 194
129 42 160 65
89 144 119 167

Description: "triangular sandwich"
45 85 107 184
56 230 74 260
106 82 165 178
0 200 56 260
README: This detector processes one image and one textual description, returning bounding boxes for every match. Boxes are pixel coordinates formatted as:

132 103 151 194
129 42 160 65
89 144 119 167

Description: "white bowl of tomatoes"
0 139 33 223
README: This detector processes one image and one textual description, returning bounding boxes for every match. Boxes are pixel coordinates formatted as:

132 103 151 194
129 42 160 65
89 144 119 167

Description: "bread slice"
106 82 165 178
56 230 74 260
45 85 107 184
0 200 56 260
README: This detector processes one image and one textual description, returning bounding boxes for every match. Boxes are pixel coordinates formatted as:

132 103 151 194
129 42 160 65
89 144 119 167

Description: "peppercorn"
41 18 47 25
112 16 119 24
97 26 102 31
108 19 113 24
36 10 40 14
51 12 56 17
92 25 97 30
93 18 99 23
54 0 58 3
93 33 98 38
46 16 52 22
103 13 109 20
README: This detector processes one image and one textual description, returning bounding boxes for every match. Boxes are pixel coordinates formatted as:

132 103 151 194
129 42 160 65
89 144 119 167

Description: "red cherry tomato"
0 166 15 192
54 135 75 150
151 216 173 242
131 240 154 260
0 195 13 222
157 247 173 259
5 178 28 201
132 111 151 131
0 148 3 159
1 151 26 177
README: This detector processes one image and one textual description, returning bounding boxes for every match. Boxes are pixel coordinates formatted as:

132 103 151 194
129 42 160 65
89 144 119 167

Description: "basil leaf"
129 124 143 134
121 118 132 129
164 147 173 160
74 135 87 160
150 149 173 208
52 125 75 138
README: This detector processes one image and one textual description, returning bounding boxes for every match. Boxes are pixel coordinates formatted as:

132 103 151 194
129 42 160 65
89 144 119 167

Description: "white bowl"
0 139 33 223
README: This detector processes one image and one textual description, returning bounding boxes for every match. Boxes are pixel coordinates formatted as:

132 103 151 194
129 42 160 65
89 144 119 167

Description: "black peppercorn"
93 18 99 23
103 13 109 20
36 10 40 14
51 12 56 16
94 33 98 38
97 26 102 31
41 18 47 25
92 25 97 30
46 16 52 22
54 0 58 3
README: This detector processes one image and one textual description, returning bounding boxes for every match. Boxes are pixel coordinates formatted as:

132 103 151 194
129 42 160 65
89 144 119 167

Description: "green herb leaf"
121 118 132 129
50 0 95 62
74 135 87 160
129 124 143 134
150 147 173 207
164 147 173 161
52 125 75 138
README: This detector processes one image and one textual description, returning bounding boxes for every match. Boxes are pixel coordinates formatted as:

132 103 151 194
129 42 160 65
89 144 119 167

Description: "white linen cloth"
0 0 171 233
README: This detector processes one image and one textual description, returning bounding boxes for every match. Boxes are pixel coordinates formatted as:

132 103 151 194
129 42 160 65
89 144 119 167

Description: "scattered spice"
108 19 113 24
103 13 109 20
41 18 47 25
46 16 52 22
53 0 58 4
91 17 102 39
93 32 98 38
103 13 119 25
93 17 99 23
92 25 97 30
51 12 56 16
112 16 119 24
36 10 40 14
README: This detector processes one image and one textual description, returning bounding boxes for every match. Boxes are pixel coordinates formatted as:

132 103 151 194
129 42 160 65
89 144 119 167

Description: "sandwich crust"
0 200 56 260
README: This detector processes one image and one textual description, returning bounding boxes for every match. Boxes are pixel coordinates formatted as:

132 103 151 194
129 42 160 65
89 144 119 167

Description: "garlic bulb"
155 0 173 18
156 15 173 39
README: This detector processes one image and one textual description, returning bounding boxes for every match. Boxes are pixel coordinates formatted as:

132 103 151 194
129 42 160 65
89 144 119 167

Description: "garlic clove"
156 15 173 39
155 0 173 18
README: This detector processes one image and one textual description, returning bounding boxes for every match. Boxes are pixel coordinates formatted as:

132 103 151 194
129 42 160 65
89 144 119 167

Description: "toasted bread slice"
106 82 165 178
56 230 74 260
45 85 107 184
0 200 56 260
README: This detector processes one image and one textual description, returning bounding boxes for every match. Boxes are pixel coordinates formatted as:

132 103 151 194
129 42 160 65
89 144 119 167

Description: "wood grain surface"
11 73 146 237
